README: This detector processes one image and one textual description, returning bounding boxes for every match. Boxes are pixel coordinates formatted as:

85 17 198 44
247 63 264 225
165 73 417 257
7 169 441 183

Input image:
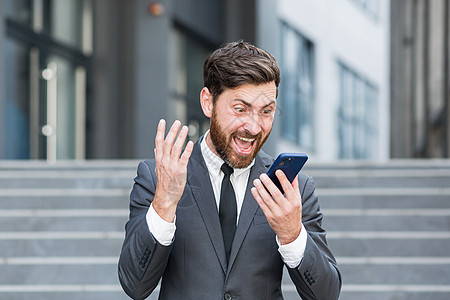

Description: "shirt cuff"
146 203 176 246
276 224 307 268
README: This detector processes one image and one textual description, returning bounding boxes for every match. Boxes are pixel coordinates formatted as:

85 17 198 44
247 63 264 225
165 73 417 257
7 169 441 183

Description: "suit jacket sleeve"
288 175 342 300
118 160 171 300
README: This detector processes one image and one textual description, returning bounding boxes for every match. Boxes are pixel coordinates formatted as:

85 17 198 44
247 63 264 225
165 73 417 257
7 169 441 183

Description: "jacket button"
224 293 232 300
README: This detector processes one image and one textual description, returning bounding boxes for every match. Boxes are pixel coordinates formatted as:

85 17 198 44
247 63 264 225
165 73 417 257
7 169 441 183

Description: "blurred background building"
0 0 448 162
268 0 390 161
391 0 450 159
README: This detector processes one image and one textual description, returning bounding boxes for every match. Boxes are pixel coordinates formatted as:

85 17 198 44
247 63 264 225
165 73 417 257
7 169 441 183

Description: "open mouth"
232 135 256 155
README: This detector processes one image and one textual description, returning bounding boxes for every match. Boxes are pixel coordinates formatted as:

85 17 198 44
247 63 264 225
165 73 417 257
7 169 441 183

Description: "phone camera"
282 157 292 164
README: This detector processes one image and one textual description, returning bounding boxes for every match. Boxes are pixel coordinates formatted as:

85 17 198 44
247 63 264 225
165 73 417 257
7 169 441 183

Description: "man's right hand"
153 119 194 222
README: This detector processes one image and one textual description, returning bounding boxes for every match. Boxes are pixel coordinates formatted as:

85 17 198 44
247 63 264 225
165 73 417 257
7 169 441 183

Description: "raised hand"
251 170 302 245
152 119 194 222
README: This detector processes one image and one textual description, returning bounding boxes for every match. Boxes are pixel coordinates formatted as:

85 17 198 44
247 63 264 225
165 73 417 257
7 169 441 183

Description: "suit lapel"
227 152 273 273
187 140 228 273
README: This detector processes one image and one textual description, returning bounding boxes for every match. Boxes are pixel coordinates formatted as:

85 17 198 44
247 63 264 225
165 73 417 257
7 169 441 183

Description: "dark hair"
203 40 281 101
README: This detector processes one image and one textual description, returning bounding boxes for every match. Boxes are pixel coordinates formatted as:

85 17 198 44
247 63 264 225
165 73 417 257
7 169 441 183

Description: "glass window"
4 0 33 26
48 55 78 159
3 0 92 160
4 39 31 159
42 0 86 51
5 0 91 53
338 63 378 159
280 23 315 150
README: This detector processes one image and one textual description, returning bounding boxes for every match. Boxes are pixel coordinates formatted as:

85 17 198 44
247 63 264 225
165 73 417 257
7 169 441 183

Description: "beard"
209 109 271 169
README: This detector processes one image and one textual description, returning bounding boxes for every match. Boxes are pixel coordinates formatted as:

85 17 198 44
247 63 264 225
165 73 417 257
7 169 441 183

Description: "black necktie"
219 163 237 261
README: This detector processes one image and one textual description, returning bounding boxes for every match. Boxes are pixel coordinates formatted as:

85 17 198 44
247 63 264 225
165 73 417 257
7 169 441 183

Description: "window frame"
279 21 316 151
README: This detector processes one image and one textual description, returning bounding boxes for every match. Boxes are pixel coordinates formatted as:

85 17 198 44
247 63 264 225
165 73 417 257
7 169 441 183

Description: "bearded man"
118 41 341 300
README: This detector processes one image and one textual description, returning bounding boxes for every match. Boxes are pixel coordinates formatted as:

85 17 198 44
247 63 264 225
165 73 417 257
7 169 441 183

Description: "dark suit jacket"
118 140 341 299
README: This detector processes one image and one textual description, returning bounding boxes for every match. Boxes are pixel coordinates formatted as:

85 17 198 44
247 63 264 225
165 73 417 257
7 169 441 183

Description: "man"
118 41 341 300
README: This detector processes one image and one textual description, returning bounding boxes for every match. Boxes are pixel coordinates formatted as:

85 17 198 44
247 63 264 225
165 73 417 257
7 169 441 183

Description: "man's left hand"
251 170 302 245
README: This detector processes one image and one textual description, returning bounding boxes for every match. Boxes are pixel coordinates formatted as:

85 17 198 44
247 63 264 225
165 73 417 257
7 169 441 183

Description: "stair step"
0 175 133 189
1 264 120 285
0 160 138 171
329 237 450 257
340 288 450 300
303 159 450 171
339 264 450 285
0 288 130 300
0 215 128 231
0 196 129 209
313 176 450 188
0 239 123 257
323 213 450 231
318 194 450 209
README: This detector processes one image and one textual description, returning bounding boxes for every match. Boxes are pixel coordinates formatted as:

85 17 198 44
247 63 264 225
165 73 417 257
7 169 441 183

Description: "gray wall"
390 0 450 158
91 0 172 159
90 0 125 159
174 0 223 45
132 0 171 159
224 0 256 42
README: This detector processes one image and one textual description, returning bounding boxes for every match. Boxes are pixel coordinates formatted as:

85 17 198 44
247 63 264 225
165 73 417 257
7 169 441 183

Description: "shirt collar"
200 130 255 177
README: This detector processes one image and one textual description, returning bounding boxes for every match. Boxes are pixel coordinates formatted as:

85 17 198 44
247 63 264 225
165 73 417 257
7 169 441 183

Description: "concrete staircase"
302 160 450 300
0 160 134 300
0 160 449 300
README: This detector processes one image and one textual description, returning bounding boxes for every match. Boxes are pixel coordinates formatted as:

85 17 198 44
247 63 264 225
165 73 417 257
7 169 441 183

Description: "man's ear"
200 87 213 118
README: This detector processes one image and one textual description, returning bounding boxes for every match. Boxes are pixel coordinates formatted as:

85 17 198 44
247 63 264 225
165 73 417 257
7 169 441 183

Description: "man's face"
207 82 277 168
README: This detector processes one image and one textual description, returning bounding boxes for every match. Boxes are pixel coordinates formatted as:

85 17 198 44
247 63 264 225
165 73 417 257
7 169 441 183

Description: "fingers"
155 119 166 161
172 124 189 159
154 119 192 162
252 177 275 205
251 181 276 218
252 171 301 212
259 173 285 202
276 170 297 202
291 174 301 195
180 140 194 166
251 174 283 216
252 171 303 243
163 120 182 158
251 186 270 214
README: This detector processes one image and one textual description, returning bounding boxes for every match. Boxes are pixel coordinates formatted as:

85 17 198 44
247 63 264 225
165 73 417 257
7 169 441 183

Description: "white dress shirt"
146 132 307 268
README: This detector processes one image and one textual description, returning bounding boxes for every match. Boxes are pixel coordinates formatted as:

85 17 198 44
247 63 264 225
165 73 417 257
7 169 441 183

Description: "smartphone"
266 153 308 194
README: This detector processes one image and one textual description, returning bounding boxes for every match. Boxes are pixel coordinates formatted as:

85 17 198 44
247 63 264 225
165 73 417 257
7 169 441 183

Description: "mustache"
231 130 262 140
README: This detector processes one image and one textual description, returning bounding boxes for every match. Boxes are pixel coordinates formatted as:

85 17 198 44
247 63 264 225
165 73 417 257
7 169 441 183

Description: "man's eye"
262 109 273 115
235 107 245 113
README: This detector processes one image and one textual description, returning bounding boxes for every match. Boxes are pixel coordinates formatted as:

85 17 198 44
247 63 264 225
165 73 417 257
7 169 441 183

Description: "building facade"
263 0 391 161
0 0 390 161
390 0 450 158
0 0 259 160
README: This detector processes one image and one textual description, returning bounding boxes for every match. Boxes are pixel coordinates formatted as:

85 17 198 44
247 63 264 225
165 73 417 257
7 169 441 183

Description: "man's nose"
242 114 261 135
